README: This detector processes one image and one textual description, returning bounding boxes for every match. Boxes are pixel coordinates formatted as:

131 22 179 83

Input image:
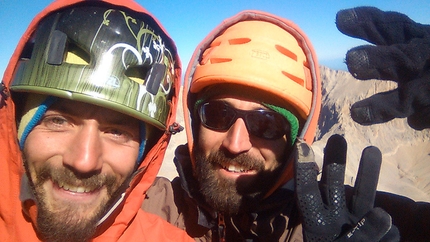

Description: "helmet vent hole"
228 38 251 45
209 40 221 47
282 71 304 87
126 66 150 85
20 35 36 60
208 58 232 64
275 45 297 61
65 42 90 66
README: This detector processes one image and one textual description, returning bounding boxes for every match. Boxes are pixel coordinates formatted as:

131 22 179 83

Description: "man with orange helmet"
0 0 193 241
143 10 402 241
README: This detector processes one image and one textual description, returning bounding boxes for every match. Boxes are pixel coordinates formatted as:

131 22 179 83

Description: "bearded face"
22 99 141 241
193 97 289 215
194 146 287 214
23 160 128 242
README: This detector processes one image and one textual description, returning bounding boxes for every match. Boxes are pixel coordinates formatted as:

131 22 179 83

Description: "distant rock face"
313 66 430 202
159 66 430 202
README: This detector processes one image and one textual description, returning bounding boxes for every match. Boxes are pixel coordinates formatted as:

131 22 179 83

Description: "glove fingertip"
336 7 382 37
361 146 382 164
345 208 398 241
356 145 382 188
346 47 383 80
323 134 347 166
351 89 406 126
295 138 315 163
336 8 356 33
326 134 347 149
350 104 374 125
352 146 382 218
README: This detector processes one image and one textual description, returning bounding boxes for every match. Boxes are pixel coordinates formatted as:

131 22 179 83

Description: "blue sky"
1 0 429 78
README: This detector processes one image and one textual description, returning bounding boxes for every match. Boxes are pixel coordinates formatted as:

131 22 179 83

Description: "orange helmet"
184 10 321 151
182 10 322 195
191 20 313 120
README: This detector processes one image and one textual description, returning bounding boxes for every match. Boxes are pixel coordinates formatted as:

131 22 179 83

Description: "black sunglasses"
198 100 290 140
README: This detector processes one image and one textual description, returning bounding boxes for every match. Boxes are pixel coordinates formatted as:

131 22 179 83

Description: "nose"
63 123 103 174
222 118 252 154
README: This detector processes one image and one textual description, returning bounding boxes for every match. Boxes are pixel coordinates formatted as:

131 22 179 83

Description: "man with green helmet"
0 0 193 241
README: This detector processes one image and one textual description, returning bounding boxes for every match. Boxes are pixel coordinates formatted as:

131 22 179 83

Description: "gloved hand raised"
294 134 399 241
336 7 430 130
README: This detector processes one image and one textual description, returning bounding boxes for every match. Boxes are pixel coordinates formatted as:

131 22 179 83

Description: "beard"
193 145 284 215
24 160 129 242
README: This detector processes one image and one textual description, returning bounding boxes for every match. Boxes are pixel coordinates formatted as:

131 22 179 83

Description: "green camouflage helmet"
11 4 177 130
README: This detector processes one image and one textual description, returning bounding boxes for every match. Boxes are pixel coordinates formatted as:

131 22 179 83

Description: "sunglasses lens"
199 101 235 130
199 101 289 140
247 112 288 139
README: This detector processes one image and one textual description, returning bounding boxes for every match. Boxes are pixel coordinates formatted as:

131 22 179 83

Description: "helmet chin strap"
94 162 145 227
96 192 126 226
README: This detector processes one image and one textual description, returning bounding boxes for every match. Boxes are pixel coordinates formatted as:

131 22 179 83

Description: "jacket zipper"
218 213 226 242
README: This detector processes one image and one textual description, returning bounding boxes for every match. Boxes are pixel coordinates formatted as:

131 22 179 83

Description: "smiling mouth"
57 181 99 193
221 164 255 173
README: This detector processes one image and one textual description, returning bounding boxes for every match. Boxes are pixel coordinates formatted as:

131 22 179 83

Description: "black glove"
294 134 399 241
336 7 430 130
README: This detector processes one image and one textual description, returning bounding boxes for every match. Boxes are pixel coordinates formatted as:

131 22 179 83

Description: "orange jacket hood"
0 0 191 241
182 10 322 195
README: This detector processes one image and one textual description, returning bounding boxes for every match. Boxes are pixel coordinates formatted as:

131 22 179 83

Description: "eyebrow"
46 102 77 115
47 101 138 126
212 99 269 111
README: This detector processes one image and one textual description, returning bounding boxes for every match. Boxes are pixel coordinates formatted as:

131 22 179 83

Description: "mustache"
207 150 265 171
36 164 117 194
